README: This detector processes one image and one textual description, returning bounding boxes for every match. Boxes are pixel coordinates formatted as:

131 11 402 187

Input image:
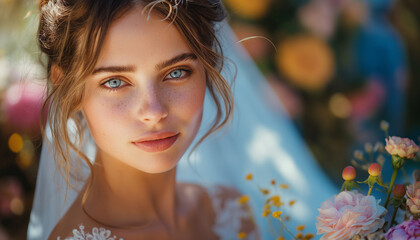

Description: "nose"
137 87 168 124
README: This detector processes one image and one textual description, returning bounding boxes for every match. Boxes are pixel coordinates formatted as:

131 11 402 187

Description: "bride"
28 0 337 239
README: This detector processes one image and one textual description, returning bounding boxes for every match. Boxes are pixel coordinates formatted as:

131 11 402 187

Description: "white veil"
27 21 337 240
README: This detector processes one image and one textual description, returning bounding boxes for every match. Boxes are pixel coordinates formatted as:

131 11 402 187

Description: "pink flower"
385 136 420 159
386 219 420 240
407 181 420 215
316 191 386 240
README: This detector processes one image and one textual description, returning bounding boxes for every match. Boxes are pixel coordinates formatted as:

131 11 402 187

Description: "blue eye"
166 69 190 80
103 78 123 89
169 70 183 78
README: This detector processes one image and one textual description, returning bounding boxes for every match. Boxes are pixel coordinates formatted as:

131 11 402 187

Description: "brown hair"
38 0 233 188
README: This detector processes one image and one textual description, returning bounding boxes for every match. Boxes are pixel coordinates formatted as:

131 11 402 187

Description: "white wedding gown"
28 22 337 240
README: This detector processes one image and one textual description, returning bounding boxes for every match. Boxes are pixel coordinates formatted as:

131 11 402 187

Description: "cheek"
170 76 206 127
82 93 130 143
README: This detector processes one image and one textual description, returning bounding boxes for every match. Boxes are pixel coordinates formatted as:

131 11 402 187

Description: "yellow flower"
271 179 276 185
224 0 272 19
279 184 289 189
259 188 270 195
237 232 247 239
277 237 286 240
276 34 334 92
269 195 283 208
245 173 253 181
237 195 250 205
296 225 305 231
262 209 271 217
304 233 315 239
272 210 282 218
295 232 303 238
289 200 296 206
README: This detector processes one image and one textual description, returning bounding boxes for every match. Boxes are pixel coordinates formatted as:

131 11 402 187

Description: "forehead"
96 6 191 69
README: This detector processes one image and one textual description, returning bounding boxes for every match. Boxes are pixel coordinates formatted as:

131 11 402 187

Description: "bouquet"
237 121 419 240
316 121 420 240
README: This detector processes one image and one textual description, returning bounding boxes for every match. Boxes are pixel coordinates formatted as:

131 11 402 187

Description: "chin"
128 151 183 174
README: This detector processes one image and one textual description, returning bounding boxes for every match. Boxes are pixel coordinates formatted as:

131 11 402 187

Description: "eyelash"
100 68 192 92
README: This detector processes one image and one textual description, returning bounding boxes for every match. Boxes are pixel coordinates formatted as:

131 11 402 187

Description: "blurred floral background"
0 0 419 239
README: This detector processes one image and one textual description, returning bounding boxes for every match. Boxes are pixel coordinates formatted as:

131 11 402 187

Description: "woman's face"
82 7 206 173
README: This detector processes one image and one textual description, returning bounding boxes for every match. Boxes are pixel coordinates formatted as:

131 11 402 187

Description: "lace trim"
57 225 123 240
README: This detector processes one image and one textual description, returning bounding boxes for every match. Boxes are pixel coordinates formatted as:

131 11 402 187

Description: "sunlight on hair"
237 36 277 53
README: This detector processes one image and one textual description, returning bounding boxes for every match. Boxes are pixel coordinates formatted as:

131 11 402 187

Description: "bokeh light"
8 133 23 153
329 93 352 119
276 35 334 92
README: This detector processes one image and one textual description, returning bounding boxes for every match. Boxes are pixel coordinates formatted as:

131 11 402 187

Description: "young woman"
29 0 338 239
31 0 257 239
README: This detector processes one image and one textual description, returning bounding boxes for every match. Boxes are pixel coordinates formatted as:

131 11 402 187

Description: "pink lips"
132 132 179 153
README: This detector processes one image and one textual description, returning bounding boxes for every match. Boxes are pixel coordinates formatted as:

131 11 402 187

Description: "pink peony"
316 191 386 240
386 219 420 240
385 136 420 159
407 181 420 216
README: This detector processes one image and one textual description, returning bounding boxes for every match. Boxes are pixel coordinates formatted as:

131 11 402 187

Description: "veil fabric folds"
27 21 337 240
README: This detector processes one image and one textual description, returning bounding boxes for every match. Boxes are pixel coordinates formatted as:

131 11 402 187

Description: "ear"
50 64 63 85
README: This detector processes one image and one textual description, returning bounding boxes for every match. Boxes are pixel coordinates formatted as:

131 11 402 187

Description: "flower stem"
367 186 373 196
384 168 398 208
389 207 398 228
279 218 294 239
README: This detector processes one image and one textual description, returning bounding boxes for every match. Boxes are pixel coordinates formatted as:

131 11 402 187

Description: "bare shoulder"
176 182 215 214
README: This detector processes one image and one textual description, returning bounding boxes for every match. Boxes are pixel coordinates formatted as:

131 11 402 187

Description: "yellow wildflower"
271 179 276 185
304 233 315 239
246 173 253 180
272 210 282 218
289 200 296 206
237 195 250 205
262 209 271 217
296 225 305 231
259 188 270 195
270 195 283 208
279 184 289 189
277 237 286 240
295 232 303 238
237 232 247 239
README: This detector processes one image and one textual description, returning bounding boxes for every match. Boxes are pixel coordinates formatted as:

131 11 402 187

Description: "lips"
132 132 179 153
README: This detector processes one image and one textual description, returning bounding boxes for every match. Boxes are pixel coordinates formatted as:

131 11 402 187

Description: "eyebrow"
92 53 198 75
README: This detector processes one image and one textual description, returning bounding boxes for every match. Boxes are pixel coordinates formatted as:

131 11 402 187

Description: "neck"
83 151 178 231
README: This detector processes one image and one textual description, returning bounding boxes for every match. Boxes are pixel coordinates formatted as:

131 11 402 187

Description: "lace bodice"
57 186 257 240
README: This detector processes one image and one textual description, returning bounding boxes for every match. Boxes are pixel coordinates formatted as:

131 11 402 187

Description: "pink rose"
316 191 386 240
385 136 420 159
386 219 420 240
407 181 420 216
